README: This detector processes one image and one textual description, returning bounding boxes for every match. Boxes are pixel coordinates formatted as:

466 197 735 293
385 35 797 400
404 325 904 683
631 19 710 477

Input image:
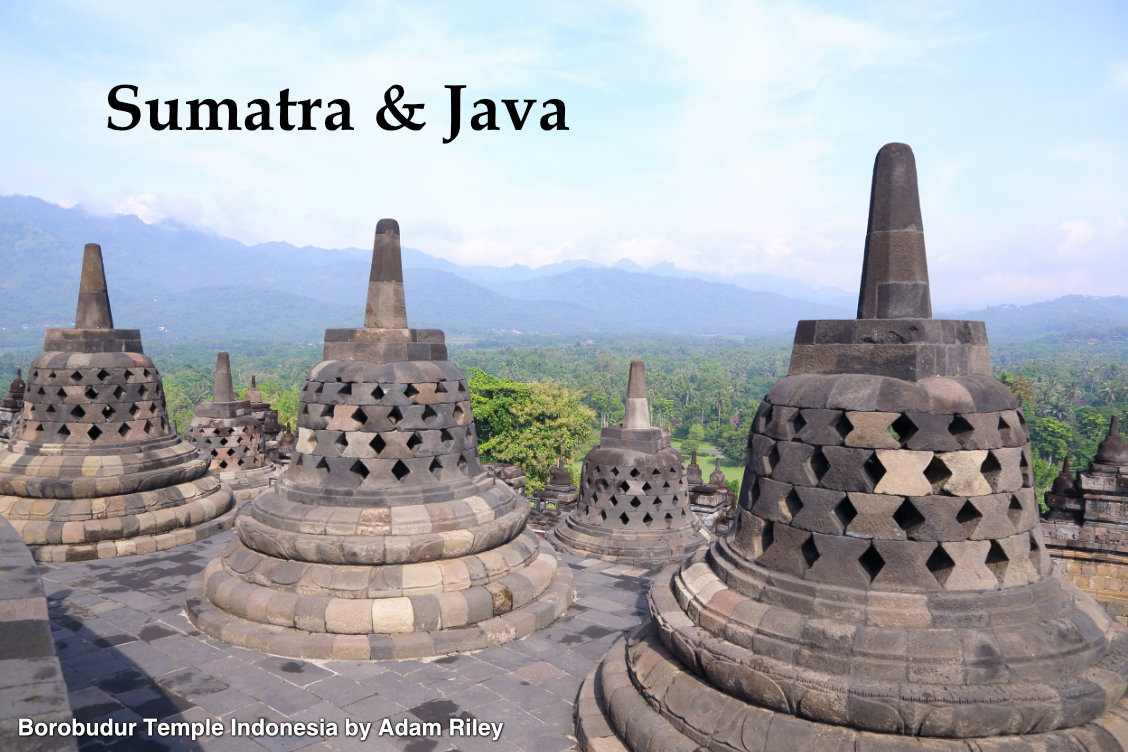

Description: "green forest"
2 329 1126 500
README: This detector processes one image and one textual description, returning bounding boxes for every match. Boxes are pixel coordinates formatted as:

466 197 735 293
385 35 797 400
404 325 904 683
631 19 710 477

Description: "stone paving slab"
28 529 655 752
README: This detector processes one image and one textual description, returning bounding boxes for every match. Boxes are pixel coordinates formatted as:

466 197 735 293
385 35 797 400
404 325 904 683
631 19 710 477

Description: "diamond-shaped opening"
117 424 130 437
406 432 423 450
129 404 140 417
370 384 385 400
404 384 419 399
858 543 885 582
618 480 630 493
142 420 152 434
55 387 66 398
57 424 71 437
369 433 387 454
142 369 150 378
789 410 807 437
70 405 86 419
350 407 368 425
69 370 83 382
662 481 671 489
599 510 607 522
835 412 853 440
956 501 983 535
890 414 917 444
336 382 352 396
349 460 370 480
765 444 780 475
84 386 98 399
1029 535 1042 573
218 460 228 469
429 457 442 476
452 405 464 422
893 499 925 535
985 540 1009 583
457 381 467 393
314 457 330 476
237 459 245 467
947 415 974 439
112 385 124 399
610 466 620 477
391 459 410 481
45 405 56 414
642 482 652 492
138 384 148 397
664 512 673 524
313 382 323 394
421 405 437 424
642 512 653 524
388 406 403 425
619 512 630 526
597 478 610 491
1007 495 1024 526
335 433 348 450
834 497 857 531
980 451 1002 490
36 387 45 396
783 489 803 520
629 467 640 478
654 498 663 508
87 425 102 441
998 414 1014 442
439 428 453 447
435 381 448 394
609 494 618 507
671 493 679 502
926 545 955 586
218 437 228 446
759 520 774 558
863 452 886 487
808 447 829 482
630 496 641 508
924 456 951 492
457 454 468 470
800 535 820 568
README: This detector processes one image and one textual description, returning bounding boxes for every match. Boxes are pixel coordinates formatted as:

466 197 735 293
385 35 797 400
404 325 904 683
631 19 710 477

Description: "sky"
1 1 1125 309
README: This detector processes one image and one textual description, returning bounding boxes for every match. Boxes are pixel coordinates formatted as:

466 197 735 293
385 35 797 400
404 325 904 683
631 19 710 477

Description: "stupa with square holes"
0 244 235 561
186 220 574 659
575 144 1128 751
186 352 280 499
548 361 709 568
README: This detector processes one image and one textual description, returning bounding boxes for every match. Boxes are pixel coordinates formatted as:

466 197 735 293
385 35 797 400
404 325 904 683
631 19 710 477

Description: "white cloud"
1058 219 1095 255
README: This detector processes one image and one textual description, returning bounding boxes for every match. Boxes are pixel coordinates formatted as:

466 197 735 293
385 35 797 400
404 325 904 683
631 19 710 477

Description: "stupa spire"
75 243 114 329
212 352 236 403
622 360 650 429
364 218 407 329
857 142 931 319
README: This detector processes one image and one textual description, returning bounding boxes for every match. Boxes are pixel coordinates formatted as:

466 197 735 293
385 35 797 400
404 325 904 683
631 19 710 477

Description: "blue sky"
1 1 1125 308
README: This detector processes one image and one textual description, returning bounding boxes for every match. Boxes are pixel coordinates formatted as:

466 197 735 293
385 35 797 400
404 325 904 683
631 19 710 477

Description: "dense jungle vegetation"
2 329 1125 498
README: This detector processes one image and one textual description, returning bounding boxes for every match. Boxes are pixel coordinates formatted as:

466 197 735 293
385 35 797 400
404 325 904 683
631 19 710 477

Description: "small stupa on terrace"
187 220 573 659
186 352 279 499
576 144 1128 751
0 244 235 561
548 361 709 568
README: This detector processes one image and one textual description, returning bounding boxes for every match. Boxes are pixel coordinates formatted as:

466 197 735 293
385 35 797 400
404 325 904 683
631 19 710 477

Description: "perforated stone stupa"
0 368 25 440
576 144 1128 751
186 352 278 499
187 220 573 659
548 361 708 568
0 244 235 562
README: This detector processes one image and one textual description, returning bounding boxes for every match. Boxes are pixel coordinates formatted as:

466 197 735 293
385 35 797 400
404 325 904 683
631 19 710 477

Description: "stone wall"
1042 520 1128 625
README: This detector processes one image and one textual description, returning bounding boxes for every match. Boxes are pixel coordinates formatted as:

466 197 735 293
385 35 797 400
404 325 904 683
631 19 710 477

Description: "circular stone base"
216 463 283 500
546 520 709 570
575 620 1128 752
28 493 237 563
185 547 574 660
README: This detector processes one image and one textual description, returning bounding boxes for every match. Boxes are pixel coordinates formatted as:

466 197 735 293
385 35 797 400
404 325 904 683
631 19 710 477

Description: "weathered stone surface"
578 144 1128 751
188 220 573 659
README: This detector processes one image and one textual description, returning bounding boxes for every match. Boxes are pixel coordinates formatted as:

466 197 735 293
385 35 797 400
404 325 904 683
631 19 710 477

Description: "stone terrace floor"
38 530 655 752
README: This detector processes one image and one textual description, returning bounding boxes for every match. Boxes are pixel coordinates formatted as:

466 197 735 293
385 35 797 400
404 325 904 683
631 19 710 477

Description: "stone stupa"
0 244 235 561
243 375 284 459
548 361 709 568
0 368 25 440
186 352 279 499
187 220 574 659
576 144 1128 750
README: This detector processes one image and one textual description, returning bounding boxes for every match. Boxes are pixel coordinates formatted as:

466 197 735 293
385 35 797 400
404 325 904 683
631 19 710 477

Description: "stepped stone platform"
0 244 235 562
187 220 573 660
549 361 709 569
186 353 280 500
575 144 1128 751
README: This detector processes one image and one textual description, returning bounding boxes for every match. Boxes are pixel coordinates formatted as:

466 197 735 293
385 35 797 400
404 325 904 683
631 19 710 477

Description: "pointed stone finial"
75 243 114 329
213 352 236 403
856 143 931 319
623 361 651 429
690 450 699 466
1095 415 1128 465
364 219 408 329
251 375 257 388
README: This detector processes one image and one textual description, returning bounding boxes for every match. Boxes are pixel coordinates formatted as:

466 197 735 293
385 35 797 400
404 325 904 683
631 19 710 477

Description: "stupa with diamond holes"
575 144 1128 751
0 244 235 562
1043 416 1128 625
0 368 25 440
186 220 574 660
244 375 284 459
548 361 709 568
186 353 279 499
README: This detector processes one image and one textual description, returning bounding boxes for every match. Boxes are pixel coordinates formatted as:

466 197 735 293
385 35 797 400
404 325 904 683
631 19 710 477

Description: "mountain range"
2 194 1127 348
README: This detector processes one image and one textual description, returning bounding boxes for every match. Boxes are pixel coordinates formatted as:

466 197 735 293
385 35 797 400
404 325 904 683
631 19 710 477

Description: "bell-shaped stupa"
548 361 709 568
0 244 235 561
576 144 1128 750
186 352 279 499
187 220 574 659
